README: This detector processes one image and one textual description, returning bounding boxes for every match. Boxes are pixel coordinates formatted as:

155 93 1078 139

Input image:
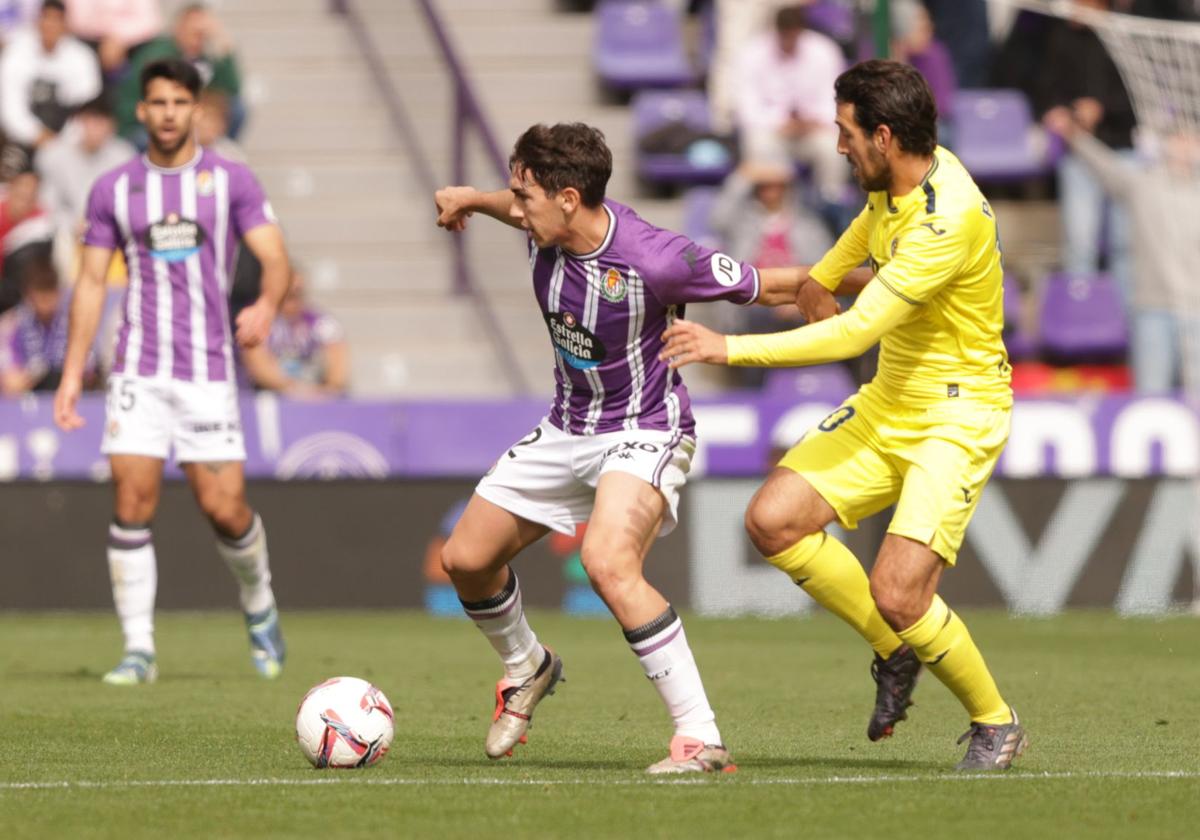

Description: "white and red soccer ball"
295 677 394 769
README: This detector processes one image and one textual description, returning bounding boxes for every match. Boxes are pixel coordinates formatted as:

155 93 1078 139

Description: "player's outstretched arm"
55 245 113 431
661 279 914 370
434 187 522 231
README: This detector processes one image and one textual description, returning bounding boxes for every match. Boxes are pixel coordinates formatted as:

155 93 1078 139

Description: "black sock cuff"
623 605 679 644
459 567 518 612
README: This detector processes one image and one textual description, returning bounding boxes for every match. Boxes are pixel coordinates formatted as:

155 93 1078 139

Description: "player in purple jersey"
53 59 291 685
434 123 822 773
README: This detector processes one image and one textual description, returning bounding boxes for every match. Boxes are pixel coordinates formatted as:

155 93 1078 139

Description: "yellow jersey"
727 146 1011 409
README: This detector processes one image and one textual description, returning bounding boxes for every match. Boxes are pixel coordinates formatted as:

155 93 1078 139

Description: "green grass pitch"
2 610 1198 839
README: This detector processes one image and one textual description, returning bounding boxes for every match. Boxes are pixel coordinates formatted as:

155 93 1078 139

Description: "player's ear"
135 100 147 126
558 186 581 214
874 124 892 154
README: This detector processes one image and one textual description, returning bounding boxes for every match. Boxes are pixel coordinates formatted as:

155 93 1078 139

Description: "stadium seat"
593 0 695 91
1037 272 1129 363
633 89 735 185
1003 274 1037 361
950 89 1051 182
681 186 721 249
762 364 857 402
805 0 856 44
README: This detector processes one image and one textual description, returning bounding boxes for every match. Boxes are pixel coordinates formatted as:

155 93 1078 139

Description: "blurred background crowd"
0 0 1196 404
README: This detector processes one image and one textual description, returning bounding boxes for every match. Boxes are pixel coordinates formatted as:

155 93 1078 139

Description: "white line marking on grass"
2 770 1198 792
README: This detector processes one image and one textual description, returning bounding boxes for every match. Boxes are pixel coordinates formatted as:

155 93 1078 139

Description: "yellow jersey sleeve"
808 203 871 292
725 279 916 367
873 213 971 304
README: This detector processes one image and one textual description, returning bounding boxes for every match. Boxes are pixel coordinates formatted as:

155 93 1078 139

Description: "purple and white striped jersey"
534 199 759 436
82 147 274 383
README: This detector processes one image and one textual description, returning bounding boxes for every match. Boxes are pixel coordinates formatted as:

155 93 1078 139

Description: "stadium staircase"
225 0 686 398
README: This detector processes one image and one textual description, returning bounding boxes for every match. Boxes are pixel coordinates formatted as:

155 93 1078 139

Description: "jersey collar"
562 203 616 261
886 149 942 215
141 146 204 174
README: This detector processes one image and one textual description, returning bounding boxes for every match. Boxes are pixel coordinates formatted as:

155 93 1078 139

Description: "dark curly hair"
509 123 612 208
835 60 938 156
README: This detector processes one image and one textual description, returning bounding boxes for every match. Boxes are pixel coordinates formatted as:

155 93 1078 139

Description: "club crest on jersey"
146 213 204 262
545 311 607 370
599 268 627 303
196 170 215 197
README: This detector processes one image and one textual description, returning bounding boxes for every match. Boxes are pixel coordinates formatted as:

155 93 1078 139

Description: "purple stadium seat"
805 0 855 44
951 89 1050 182
1003 274 1037 360
633 89 734 184
681 186 720 249
1038 272 1128 362
594 1 695 90
763 364 857 402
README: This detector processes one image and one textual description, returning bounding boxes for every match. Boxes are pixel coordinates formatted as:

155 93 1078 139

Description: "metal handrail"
331 0 532 395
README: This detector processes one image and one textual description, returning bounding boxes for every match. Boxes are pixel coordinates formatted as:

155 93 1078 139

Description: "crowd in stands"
602 0 1200 397
0 0 345 399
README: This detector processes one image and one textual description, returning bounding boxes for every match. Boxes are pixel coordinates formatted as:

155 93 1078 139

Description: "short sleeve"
229 165 275 238
81 178 121 250
874 215 969 304
643 232 759 307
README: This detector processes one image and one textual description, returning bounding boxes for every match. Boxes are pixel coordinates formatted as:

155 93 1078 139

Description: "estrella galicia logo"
546 310 607 370
145 213 204 262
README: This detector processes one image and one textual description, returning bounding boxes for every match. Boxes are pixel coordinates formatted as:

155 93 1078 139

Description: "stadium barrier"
2 394 1195 614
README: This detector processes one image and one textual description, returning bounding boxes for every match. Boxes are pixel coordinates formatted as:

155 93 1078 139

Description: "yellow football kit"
727 146 1011 564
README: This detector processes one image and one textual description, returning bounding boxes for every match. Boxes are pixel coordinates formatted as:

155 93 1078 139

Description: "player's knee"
200 493 249 538
744 498 816 557
580 543 639 601
869 578 918 629
115 483 158 523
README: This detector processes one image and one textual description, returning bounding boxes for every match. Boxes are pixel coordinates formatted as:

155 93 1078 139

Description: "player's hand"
235 298 276 348
659 318 727 369
435 186 476 232
54 376 85 432
796 278 840 323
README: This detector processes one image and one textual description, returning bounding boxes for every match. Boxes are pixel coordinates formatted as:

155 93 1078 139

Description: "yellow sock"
896 595 1011 725
768 532 903 658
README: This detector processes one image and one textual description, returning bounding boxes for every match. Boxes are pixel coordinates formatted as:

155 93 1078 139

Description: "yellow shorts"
777 386 1010 565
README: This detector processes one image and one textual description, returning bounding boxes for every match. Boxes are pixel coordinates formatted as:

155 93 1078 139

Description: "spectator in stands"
709 159 833 384
0 256 91 394
196 89 245 162
1044 111 1200 393
0 169 54 312
0 1 103 153
35 95 134 276
1036 1 1137 312
242 269 348 398
922 0 991 89
732 5 846 205
891 0 956 127
116 2 243 144
67 0 164 77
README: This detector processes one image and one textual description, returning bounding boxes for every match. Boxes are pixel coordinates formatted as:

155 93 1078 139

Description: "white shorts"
101 373 246 463
476 418 696 538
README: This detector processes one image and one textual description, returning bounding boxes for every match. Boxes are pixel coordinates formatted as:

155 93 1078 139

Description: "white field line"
1 770 1198 792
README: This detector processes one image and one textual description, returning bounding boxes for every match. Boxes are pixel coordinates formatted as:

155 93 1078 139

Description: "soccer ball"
295 677 394 769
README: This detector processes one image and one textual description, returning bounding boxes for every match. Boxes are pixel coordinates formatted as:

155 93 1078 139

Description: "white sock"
460 568 542 682
107 521 157 655
216 513 276 615
626 606 722 745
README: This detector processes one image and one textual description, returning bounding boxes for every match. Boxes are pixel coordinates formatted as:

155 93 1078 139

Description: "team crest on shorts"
600 268 627 303
107 419 120 438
